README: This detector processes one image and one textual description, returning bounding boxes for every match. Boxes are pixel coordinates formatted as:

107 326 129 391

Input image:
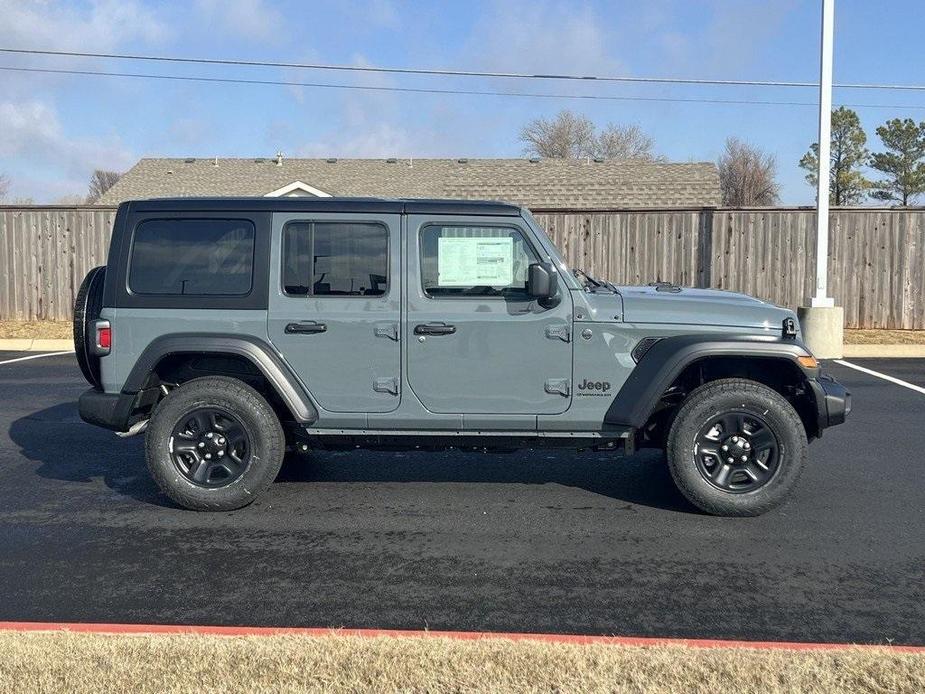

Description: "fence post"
697 207 715 288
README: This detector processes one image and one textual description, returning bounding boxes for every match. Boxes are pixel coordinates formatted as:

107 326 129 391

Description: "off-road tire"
146 376 284 511
73 265 106 388
666 378 807 517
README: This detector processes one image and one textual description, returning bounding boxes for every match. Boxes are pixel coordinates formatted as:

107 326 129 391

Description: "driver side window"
420 225 538 298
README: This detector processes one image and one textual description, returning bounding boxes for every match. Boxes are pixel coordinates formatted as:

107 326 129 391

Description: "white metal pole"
812 0 835 308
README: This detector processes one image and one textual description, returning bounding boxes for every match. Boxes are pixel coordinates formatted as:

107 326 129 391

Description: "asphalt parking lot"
0 351 922 645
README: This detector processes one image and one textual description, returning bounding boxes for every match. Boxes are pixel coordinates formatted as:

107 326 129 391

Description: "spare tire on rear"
73 266 106 388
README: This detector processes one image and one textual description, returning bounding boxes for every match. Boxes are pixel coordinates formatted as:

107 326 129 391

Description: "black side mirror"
527 262 558 300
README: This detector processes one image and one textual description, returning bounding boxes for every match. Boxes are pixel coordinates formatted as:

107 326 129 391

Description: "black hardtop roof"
125 196 524 216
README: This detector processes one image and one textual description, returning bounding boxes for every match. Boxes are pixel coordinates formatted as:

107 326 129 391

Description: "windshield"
520 210 581 290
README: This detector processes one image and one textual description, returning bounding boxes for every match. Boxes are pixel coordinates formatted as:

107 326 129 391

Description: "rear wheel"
73 266 106 388
145 376 284 511
666 378 807 516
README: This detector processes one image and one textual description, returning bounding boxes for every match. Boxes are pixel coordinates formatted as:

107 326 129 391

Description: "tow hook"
116 419 149 438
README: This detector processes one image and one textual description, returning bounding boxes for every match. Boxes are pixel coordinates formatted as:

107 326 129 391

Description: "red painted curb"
0 622 922 652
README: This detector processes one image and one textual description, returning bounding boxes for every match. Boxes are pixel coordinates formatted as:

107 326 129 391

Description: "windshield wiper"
573 268 602 289
573 268 617 292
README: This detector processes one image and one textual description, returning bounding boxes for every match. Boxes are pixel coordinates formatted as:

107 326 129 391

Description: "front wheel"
666 378 808 517
145 376 284 511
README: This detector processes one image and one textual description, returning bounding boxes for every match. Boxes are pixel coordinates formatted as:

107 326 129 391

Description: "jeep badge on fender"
577 379 611 394
74 196 849 517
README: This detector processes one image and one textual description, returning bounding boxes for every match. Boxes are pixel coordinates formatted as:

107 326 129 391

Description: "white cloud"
195 0 284 42
0 100 135 200
356 0 400 29
297 122 417 159
465 0 625 76
0 0 166 52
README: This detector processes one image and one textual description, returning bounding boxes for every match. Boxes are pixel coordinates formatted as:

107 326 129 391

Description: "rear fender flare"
123 333 319 424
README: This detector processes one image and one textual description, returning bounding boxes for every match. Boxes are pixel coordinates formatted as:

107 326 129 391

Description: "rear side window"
129 219 255 296
282 222 388 297
420 225 538 298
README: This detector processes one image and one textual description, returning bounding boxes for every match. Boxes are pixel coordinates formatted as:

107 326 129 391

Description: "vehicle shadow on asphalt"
8 402 173 508
277 448 697 514
10 403 696 514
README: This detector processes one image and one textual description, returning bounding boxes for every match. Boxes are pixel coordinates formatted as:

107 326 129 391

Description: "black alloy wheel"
693 410 780 493
169 407 251 487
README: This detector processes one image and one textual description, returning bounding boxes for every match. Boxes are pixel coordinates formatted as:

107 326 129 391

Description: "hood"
621 285 794 330
584 285 797 332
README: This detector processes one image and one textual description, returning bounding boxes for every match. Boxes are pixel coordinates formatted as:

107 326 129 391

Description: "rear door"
405 215 573 415
267 212 401 413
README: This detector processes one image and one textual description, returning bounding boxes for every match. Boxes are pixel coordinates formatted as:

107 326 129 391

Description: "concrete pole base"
797 306 844 359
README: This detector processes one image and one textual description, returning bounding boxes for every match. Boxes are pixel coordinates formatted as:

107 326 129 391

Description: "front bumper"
809 373 851 434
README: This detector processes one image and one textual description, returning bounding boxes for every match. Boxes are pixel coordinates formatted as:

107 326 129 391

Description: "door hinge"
374 322 399 341
545 324 571 342
373 377 399 395
544 378 570 396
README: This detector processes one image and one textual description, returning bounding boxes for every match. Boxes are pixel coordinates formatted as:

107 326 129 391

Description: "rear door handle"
414 322 456 336
285 321 327 334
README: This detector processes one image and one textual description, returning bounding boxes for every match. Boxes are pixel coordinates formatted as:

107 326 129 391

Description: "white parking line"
834 359 925 396
0 351 75 366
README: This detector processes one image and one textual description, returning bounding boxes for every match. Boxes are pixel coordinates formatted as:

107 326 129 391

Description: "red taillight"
97 326 111 350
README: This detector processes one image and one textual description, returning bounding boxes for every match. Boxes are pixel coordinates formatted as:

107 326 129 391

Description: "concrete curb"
0 339 73 352
842 344 925 358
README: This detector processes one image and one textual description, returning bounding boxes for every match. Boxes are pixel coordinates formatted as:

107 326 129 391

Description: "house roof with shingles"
99 157 721 208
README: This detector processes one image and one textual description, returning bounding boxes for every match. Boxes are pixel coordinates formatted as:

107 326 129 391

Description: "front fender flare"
606 334 816 429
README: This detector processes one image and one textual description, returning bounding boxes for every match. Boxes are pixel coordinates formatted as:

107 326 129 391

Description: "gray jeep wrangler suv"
75 197 849 515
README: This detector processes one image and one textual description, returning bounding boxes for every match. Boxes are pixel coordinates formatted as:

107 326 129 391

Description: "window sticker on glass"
437 237 514 287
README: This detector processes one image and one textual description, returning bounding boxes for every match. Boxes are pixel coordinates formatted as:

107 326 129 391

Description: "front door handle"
285 321 327 334
414 322 456 336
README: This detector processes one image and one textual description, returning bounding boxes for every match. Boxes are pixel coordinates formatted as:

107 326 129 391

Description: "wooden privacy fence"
1 205 923 329
0 207 116 323
534 207 925 330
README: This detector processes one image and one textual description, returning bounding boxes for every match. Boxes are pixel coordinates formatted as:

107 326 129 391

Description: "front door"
267 212 401 413
406 216 573 415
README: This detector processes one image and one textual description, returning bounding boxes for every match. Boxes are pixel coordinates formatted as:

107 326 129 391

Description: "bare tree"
0 173 9 202
86 169 122 203
717 137 780 206
596 123 662 161
520 110 661 161
519 110 597 159
55 194 87 205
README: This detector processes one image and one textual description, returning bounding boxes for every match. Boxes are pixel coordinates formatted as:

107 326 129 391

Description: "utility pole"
799 0 843 358
812 0 835 309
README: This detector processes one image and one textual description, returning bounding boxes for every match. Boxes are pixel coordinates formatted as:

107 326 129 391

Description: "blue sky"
1 0 923 203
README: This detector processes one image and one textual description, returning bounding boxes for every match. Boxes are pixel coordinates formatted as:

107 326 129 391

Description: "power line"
2 46 925 92
1 65 922 111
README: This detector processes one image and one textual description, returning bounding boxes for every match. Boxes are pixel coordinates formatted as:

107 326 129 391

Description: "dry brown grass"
844 329 925 344
0 631 922 694
0 320 71 339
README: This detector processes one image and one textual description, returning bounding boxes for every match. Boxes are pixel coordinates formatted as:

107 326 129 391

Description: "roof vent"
275 151 284 166
529 157 541 163
166 170 174 175
386 157 397 163
212 157 219 167
254 157 265 163
184 158 195 163
457 158 468 164
593 157 605 163
326 158 337 163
